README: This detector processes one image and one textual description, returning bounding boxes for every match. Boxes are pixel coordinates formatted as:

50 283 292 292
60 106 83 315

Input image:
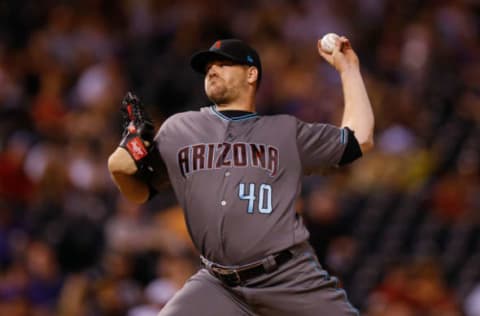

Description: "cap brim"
190 51 242 74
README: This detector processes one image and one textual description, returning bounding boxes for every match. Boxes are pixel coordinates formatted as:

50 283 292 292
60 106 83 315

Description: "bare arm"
317 36 375 153
108 147 150 204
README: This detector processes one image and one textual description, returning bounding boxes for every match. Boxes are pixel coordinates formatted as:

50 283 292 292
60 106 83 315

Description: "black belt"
201 249 293 287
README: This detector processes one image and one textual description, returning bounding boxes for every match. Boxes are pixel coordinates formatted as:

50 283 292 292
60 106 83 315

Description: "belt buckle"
214 267 242 286
226 269 242 286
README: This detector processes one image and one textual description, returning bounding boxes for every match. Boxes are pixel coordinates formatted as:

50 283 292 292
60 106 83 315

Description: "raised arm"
317 35 375 153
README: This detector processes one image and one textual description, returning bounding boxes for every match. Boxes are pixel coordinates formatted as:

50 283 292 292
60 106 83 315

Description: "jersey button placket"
225 122 234 141
221 125 233 207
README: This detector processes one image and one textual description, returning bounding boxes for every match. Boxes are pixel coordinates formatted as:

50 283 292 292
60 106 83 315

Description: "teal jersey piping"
210 105 258 121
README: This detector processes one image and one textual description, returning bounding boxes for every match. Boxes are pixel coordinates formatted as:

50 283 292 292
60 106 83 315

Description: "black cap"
190 39 262 85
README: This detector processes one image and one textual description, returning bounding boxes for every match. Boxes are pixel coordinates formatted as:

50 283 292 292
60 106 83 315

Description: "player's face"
204 60 250 104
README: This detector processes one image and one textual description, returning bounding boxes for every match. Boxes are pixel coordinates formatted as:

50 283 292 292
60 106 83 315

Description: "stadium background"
0 0 479 315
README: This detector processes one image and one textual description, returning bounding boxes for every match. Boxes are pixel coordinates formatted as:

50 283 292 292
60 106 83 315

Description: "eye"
220 61 234 67
215 60 234 68
206 61 220 72
206 60 234 72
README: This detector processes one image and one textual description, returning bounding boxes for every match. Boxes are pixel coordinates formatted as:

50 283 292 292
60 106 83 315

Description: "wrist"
120 132 150 162
119 132 158 182
339 66 361 78
108 147 139 176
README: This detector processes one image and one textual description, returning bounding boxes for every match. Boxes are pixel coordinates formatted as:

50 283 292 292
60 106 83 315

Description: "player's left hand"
120 91 155 145
317 36 359 74
118 91 163 183
119 92 156 164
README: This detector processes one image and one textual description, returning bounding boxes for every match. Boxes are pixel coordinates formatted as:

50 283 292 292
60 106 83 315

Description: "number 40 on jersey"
238 183 272 214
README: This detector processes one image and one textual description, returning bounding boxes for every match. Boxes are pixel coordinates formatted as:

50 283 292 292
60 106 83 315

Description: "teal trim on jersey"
210 106 258 121
340 128 347 144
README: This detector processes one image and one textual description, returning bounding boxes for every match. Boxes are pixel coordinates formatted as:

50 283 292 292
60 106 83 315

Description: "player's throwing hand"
317 35 359 74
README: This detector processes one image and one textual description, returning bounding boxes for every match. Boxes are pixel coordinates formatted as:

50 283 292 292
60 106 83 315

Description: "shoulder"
260 114 312 133
259 113 297 125
159 108 206 132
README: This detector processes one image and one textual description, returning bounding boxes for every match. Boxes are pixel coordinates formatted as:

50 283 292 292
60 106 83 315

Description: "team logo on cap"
214 41 221 49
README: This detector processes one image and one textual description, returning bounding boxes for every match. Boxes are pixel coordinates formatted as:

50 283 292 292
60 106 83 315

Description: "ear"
247 67 258 85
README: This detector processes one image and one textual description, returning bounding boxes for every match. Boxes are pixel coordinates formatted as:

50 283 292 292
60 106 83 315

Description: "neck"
215 92 256 112
215 103 255 112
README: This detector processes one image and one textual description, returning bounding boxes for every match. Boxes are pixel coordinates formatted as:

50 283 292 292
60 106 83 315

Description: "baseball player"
108 37 374 315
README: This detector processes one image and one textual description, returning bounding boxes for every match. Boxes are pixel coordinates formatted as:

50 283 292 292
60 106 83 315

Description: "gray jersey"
154 106 348 265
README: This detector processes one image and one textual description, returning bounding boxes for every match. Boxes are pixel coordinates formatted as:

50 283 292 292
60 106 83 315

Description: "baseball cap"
190 39 262 85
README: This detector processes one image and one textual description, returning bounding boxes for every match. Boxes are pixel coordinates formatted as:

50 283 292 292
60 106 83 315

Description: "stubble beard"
206 82 231 105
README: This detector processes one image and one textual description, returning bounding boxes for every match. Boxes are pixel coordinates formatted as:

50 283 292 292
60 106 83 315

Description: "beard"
205 78 232 105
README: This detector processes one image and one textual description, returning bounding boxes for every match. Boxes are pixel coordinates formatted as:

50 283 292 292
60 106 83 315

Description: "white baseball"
320 33 340 54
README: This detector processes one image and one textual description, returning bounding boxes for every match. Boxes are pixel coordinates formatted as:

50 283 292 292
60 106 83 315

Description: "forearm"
340 67 375 153
108 147 149 203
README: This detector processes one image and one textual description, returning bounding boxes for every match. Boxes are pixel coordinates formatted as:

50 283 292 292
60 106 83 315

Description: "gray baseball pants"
158 242 359 316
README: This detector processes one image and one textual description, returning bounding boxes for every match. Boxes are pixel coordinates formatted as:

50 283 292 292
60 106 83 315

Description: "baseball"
320 33 340 54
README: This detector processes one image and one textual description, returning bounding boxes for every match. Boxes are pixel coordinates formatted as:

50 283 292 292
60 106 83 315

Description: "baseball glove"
119 91 159 182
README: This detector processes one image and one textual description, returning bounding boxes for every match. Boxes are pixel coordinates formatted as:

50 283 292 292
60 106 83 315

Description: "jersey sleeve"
147 125 171 192
296 119 349 174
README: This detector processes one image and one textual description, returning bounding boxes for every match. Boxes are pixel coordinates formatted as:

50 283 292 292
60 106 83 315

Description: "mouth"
208 76 221 86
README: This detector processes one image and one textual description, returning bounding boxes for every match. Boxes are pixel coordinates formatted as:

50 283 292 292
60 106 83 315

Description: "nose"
206 63 219 76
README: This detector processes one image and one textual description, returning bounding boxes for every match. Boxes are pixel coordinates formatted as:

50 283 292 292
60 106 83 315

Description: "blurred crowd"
0 0 479 315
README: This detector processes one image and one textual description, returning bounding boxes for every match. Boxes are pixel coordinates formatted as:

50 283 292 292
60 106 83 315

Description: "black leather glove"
119 92 159 182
